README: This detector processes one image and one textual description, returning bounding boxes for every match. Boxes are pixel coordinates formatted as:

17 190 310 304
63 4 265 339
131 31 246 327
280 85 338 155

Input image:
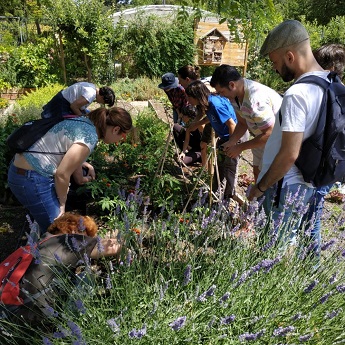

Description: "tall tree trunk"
35 19 41 35
58 31 67 84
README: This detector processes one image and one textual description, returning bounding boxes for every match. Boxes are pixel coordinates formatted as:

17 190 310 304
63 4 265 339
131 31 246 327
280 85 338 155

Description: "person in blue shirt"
185 80 238 199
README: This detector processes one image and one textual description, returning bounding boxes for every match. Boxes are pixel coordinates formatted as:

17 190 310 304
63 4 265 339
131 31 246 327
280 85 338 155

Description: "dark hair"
177 65 201 81
210 65 242 88
99 86 116 107
313 43 345 80
88 106 132 139
185 80 210 115
181 104 197 119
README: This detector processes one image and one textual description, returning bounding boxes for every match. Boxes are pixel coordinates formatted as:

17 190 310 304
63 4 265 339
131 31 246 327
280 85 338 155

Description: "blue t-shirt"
206 95 237 139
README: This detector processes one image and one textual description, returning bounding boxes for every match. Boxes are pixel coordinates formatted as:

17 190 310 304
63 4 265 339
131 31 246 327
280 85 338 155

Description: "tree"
43 0 115 83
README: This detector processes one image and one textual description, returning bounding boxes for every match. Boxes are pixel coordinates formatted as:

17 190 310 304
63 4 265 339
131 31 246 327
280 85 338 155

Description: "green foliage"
0 37 60 87
2 191 345 344
83 108 187 211
112 76 165 101
0 97 9 109
113 14 196 78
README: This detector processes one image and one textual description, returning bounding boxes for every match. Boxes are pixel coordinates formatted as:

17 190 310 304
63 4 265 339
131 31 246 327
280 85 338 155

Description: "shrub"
1 189 345 344
112 77 165 101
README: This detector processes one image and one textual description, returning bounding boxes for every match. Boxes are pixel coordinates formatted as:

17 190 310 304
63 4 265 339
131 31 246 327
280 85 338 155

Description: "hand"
225 144 242 158
248 184 264 201
55 204 66 220
178 152 186 161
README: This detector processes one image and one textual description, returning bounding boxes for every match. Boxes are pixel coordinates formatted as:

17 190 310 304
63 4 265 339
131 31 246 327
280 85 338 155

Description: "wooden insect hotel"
194 18 249 74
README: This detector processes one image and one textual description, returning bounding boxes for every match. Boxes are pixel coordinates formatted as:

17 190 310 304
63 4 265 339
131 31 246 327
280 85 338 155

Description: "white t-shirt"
259 71 330 187
24 117 98 177
61 82 97 111
232 79 281 136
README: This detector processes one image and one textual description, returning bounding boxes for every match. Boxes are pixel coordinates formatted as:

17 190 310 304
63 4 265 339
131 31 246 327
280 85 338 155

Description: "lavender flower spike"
272 325 295 337
299 333 314 342
304 279 319 293
107 318 120 334
239 329 266 342
220 315 235 325
183 265 192 286
169 316 187 331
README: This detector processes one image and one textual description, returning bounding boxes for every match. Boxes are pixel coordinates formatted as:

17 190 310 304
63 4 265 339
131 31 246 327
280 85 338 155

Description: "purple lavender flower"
128 324 147 339
206 285 216 297
196 285 216 301
336 284 345 293
321 239 336 251
96 236 104 253
67 320 83 340
220 315 235 325
230 270 238 282
74 300 86 314
219 292 230 304
71 237 81 252
325 308 342 319
272 325 295 337
78 217 86 232
239 329 266 342
126 251 133 266
44 305 58 317
196 292 207 302
107 318 120 334
53 331 67 339
299 333 314 342
169 316 187 331
304 280 319 293
290 312 302 321
106 274 112 290
329 272 338 284
54 253 62 263
109 261 114 273
319 291 333 304
183 265 192 286
43 337 53 345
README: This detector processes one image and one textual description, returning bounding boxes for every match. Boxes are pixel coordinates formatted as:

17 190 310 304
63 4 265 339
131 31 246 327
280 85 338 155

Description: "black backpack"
293 72 345 187
6 115 83 154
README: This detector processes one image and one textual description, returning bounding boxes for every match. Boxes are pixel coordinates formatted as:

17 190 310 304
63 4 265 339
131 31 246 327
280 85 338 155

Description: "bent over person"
8 107 132 234
0 212 122 338
41 82 115 118
210 65 281 182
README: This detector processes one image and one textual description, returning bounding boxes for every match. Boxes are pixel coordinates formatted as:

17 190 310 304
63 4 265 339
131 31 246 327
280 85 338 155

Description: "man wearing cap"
248 20 329 246
158 72 189 123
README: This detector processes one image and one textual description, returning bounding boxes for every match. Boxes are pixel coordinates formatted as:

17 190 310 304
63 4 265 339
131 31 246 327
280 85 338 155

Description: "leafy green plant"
112 77 165 101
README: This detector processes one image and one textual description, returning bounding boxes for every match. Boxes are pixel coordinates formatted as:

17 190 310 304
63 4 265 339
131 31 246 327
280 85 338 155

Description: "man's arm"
70 96 89 116
248 131 303 200
226 123 274 158
223 115 248 150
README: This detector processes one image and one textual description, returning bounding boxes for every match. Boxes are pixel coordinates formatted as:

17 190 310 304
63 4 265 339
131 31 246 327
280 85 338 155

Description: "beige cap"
260 20 309 56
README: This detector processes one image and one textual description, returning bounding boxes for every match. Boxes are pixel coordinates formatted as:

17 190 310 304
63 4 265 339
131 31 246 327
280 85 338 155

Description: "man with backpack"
248 20 331 247
303 43 345 256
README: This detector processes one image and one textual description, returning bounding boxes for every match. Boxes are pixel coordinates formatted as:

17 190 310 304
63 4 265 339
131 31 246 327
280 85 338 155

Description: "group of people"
160 20 345 255
2 18 345 333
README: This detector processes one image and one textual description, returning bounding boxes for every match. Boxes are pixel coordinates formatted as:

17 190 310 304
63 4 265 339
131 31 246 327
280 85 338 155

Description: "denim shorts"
8 162 60 233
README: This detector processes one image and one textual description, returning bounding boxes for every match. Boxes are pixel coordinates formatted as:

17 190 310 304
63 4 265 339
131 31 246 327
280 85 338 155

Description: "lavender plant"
1 189 345 345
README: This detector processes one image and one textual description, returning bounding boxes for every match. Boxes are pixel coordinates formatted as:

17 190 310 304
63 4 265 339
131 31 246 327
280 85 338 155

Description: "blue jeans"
8 162 60 234
262 183 315 247
303 184 332 255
